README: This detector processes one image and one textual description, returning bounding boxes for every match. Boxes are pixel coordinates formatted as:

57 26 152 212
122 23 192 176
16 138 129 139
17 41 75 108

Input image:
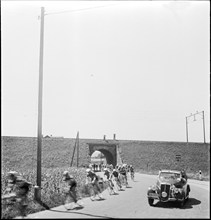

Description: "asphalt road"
25 173 210 219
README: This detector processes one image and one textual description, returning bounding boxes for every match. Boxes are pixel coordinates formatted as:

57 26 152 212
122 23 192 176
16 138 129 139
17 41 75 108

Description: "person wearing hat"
3 171 32 218
62 171 84 210
85 169 104 201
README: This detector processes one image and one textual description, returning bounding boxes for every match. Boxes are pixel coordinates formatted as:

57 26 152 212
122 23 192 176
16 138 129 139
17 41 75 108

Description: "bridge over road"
24 173 209 219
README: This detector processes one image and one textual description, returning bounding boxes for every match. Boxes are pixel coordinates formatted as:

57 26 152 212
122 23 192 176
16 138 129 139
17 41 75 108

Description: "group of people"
84 163 135 200
2 163 135 218
89 163 107 172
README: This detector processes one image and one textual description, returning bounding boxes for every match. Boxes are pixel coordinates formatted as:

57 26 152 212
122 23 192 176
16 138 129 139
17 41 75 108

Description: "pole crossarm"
186 111 204 123
185 110 206 143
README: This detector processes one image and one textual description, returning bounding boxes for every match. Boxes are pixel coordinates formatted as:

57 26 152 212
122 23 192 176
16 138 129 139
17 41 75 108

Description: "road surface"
25 173 210 219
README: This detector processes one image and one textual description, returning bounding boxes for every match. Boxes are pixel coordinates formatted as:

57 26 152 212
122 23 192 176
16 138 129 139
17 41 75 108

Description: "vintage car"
147 169 190 207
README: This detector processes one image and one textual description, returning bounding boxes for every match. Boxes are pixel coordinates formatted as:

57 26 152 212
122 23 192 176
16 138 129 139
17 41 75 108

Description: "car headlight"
149 185 157 191
152 185 158 191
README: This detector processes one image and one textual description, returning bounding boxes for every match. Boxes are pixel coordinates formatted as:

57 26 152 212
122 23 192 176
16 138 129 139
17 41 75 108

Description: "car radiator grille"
160 184 170 201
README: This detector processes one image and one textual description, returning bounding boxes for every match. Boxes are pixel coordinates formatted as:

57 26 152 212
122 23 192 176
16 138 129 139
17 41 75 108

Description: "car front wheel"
179 199 185 208
148 198 154 206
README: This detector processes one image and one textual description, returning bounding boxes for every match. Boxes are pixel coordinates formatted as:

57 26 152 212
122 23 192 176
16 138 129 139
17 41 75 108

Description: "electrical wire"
44 4 117 16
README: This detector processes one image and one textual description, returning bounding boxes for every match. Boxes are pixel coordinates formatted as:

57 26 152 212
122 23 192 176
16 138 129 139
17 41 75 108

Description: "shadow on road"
49 209 114 218
182 198 201 209
153 197 201 209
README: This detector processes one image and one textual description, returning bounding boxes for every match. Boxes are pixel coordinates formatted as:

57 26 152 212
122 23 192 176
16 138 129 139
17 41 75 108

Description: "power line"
45 4 117 16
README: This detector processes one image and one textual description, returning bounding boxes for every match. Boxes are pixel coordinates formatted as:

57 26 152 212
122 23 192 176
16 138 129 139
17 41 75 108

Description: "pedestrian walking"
62 171 84 210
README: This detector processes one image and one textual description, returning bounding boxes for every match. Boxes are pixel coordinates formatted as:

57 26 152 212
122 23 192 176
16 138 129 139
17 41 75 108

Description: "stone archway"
88 143 118 167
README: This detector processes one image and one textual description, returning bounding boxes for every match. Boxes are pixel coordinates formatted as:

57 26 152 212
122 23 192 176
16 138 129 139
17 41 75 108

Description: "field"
2 136 210 175
118 140 210 179
1 136 210 218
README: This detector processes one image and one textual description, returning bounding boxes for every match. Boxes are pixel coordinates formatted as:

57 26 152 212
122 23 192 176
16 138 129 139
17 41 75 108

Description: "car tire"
148 198 154 206
179 199 185 208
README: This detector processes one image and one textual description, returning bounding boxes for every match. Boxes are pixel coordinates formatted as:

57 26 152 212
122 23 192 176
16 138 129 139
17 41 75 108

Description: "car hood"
157 177 181 185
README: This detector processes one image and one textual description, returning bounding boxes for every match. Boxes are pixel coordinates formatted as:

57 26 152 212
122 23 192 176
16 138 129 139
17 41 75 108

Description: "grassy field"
1 136 210 218
118 140 210 181
1 136 210 179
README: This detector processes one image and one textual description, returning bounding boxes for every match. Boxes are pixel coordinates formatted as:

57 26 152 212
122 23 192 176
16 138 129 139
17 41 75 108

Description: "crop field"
1 136 210 218
1 166 107 219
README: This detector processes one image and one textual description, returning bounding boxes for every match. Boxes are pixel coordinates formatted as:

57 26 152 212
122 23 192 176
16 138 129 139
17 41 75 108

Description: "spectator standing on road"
3 171 32 219
62 171 84 210
199 170 202 181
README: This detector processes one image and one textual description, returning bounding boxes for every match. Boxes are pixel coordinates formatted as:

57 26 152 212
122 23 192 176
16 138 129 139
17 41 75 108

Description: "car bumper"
147 195 185 202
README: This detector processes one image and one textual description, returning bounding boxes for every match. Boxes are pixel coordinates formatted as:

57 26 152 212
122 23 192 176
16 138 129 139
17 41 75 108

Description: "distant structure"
44 135 63 138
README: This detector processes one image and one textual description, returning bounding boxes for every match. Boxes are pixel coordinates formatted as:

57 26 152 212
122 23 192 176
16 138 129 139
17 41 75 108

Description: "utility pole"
185 116 189 143
77 131 79 167
70 132 78 167
202 111 206 143
35 7 45 202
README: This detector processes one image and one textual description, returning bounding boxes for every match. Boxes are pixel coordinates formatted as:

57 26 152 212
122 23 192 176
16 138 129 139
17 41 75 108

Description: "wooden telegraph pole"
70 132 79 167
77 131 79 167
35 7 45 202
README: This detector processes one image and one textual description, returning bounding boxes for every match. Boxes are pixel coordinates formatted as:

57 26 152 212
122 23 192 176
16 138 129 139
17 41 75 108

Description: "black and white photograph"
1 0 210 219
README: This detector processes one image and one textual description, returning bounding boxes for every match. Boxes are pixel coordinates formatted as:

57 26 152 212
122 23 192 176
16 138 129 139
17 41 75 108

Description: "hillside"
119 140 210 174
1 136 210 178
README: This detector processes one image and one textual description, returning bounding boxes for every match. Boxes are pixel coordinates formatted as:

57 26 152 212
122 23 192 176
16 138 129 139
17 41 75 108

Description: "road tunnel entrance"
88 143 117 167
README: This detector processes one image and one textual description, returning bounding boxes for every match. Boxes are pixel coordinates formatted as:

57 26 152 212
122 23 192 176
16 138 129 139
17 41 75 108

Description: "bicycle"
130 172 135 181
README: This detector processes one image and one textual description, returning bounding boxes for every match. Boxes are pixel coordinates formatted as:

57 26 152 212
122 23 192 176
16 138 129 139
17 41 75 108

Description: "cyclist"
3 171 32 219
62 171 84 210
129 165 135 181
85 169 104 201
104 168 116 195
112 168 122 191
119 164 129 187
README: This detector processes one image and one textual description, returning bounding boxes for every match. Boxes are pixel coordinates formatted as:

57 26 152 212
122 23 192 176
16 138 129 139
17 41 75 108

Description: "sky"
1 1 210 143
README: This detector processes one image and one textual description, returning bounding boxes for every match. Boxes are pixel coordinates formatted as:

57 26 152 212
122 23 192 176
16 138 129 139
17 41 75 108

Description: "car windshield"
159 172 180 180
